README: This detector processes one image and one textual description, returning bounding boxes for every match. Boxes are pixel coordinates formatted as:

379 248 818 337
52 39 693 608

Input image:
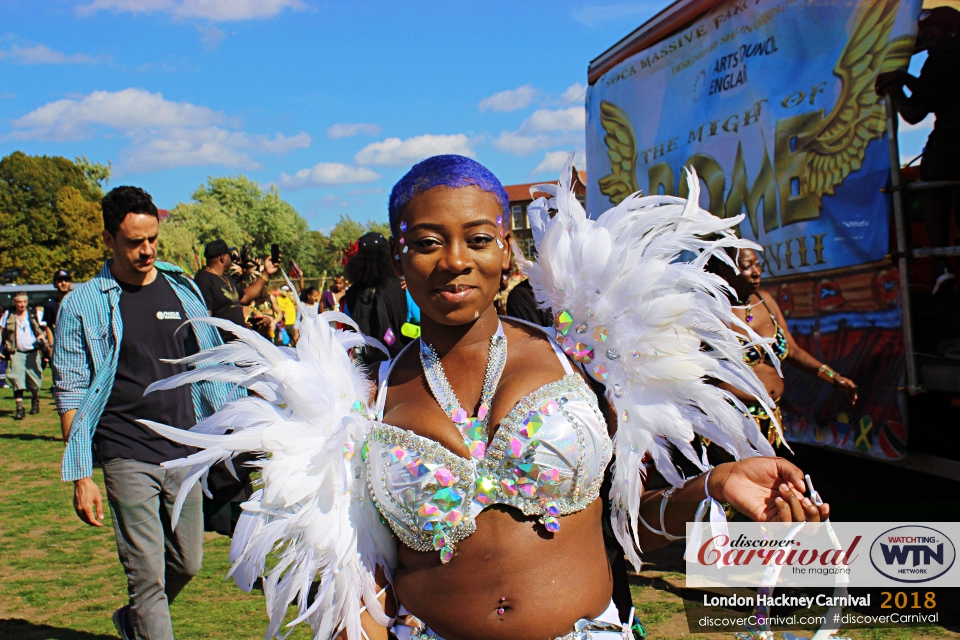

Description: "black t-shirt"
343 277 409 360
43 298 60 330
506 279 553 327
96 276 198 464
193 269 246 327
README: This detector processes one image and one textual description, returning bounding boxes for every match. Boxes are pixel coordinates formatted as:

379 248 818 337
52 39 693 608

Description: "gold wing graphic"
597 101 640 205
798 0 911 206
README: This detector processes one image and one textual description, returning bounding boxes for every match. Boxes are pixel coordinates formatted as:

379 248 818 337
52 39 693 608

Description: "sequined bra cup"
739 300 788 366
364 320 613 563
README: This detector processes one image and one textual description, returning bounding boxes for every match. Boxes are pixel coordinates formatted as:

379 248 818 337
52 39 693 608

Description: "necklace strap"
419 321 507 458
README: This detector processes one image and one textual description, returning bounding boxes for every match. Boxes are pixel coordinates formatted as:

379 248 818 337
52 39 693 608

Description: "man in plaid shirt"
54 186 234 640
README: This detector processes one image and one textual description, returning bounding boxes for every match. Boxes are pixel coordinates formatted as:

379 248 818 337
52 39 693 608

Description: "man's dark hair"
101 186 159 235
345 232 393 289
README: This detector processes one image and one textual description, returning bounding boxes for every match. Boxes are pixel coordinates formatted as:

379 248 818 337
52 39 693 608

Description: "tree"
0 151 109 284
75 156 111 195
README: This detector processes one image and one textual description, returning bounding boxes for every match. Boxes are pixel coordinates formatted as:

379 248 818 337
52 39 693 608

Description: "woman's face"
392 185 510 327
308 290 321 304
734 248 763 297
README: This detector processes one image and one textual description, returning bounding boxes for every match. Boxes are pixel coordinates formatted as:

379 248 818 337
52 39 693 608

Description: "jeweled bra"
364 319 612 563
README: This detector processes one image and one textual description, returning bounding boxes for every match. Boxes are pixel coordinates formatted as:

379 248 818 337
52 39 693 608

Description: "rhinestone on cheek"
403 246 409 253
399 237 405 244
400 221 408 232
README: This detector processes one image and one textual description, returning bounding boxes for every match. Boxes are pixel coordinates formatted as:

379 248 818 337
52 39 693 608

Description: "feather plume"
139 305 396 639
517 153 783 569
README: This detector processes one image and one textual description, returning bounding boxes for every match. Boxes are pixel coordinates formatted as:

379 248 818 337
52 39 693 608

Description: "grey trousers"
103 459 204 640
6 349 41 392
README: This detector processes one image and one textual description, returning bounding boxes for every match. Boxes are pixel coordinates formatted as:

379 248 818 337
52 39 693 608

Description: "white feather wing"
140 309 396 640
518 154 782 569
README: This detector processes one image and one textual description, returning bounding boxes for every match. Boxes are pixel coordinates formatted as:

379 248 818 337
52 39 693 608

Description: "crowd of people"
0 152 865 640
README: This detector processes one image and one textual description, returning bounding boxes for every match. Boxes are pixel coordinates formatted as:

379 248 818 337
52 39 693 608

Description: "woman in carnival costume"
707 247 858 448
143 155 829 640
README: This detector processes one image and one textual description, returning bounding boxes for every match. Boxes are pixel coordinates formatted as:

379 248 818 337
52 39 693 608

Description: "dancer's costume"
142 158 782 640
738 297 789 448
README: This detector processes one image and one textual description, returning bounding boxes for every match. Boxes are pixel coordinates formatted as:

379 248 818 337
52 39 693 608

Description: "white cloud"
9 88 310 173
327 122 382 139
277 162 380 190
533 150 586 175
899 114 934 132
479 85 537 113
76 0 306 21
0 44 104 65
198 24 226 49
318 194 351 210
493 131 555 156
572 2 659 27
10 88 225 141
347 187 384 196
354 134 474 167
520 107 586 133
559 83 586 105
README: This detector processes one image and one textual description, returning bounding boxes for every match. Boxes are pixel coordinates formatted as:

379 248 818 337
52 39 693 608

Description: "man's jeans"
103 459 203 640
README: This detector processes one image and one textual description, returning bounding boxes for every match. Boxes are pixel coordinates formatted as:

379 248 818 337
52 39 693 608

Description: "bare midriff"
393 499 613 640
753 363 784 403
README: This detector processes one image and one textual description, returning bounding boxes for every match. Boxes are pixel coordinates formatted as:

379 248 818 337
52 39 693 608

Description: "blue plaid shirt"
54 261 236 482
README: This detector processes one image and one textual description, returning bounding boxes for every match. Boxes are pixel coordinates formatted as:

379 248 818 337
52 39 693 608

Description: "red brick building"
503 167 586 259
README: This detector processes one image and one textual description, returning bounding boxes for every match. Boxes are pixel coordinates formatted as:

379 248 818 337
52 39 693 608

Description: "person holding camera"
193 239 279 340
1 291 47 419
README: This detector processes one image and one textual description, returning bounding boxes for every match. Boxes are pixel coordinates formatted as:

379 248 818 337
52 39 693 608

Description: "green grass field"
0 370 956 639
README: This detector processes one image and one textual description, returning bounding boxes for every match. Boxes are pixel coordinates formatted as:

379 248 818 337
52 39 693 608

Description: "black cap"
53 269 71 282
204 239 236 260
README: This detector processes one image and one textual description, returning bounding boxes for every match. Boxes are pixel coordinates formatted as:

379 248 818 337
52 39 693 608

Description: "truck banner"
586 0 922 459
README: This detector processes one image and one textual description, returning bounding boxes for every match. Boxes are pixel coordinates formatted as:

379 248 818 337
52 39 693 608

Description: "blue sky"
0 0 932 230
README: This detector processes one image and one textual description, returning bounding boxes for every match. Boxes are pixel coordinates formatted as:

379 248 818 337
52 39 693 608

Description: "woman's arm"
760 291 857 403
636 458 829 552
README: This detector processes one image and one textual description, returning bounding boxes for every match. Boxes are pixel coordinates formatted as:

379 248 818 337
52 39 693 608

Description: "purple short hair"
388 155 509 236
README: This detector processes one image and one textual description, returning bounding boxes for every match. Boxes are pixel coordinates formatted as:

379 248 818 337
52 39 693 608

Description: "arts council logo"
870 526 956 583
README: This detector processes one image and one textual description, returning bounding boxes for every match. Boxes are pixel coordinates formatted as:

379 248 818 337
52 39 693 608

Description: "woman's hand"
834 374 858 404
707 458 829 523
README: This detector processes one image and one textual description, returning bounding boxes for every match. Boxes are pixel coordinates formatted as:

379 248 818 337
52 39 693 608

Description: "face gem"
554 310 574 336
591 363 609 381
520 411 543 437
544 501 560 517
468 440 487 459
440 546 454 564
593 326 609 342
399 237 405 244
507 437 524 458
500 478 518 496
496 214 503 226
432 487 463 510
417 503 440 519
540 399 559 416
394 254 400 261
477 403 489 420
496 239 504 249
351 400 365 413
342 442 355 460
361 441 370 462
400 221 408 232
543 516 560 533
433 468 457 487
389 447 406 463
452 408 468 424
571 342 595 364
475 476 497 505
403 246 409 253
384 328 396 346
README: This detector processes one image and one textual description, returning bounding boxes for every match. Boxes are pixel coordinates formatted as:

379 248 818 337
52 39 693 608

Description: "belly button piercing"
497 607 505 615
